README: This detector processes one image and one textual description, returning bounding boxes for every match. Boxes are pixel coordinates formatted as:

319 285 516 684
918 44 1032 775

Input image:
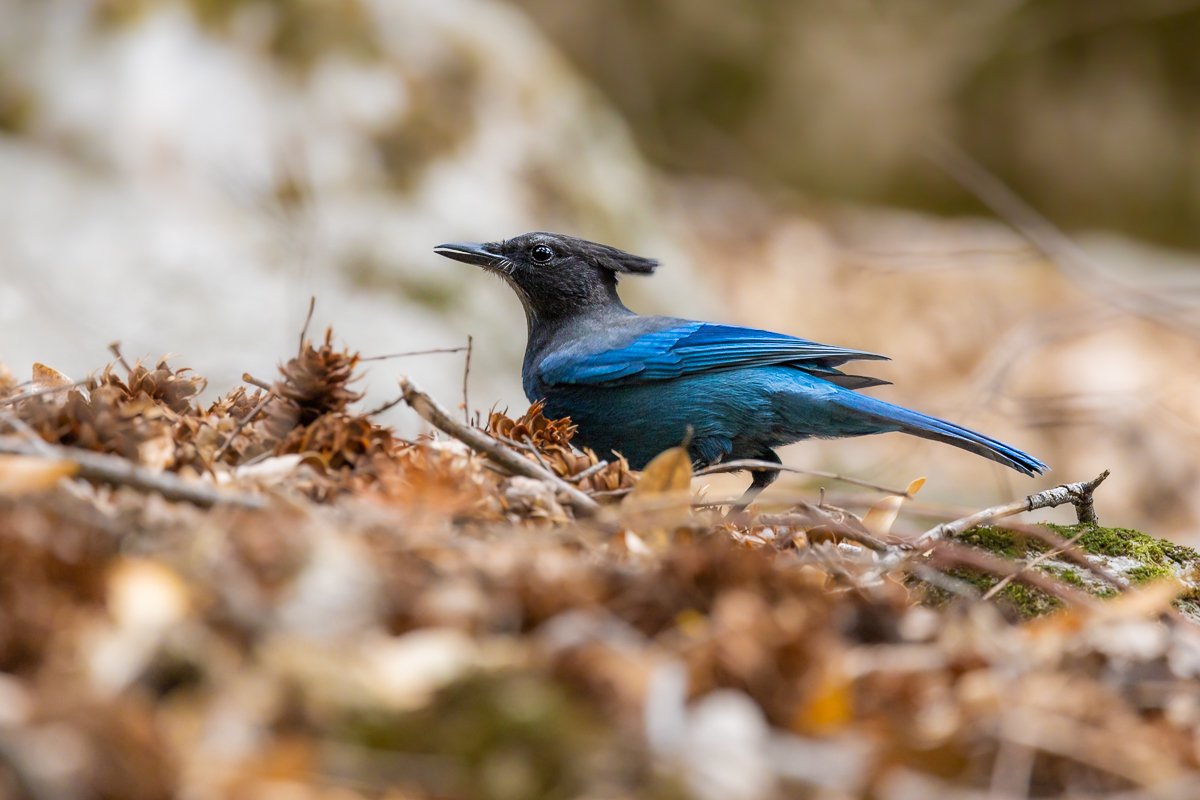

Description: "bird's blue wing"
539 322 888 386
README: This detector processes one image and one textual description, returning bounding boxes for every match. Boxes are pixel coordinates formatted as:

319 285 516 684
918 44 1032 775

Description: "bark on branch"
0 436 265 509
396 377 601 517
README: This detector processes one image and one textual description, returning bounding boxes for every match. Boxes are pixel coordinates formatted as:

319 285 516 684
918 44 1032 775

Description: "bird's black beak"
434 241 504 269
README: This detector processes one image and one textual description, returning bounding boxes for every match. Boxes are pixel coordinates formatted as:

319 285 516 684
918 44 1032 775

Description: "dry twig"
107 341 134 374
212 391 274 462
243 373 273 392
359 346 468 362
695 459 912 497
0 436 264 509
396 377 601 517
462 334 473 424
0 380 90 407
914 470 1110 548
568 459 610 484
298 295 316 354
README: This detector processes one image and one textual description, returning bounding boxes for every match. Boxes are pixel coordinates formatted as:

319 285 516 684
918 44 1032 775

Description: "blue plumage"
435 232 1047 501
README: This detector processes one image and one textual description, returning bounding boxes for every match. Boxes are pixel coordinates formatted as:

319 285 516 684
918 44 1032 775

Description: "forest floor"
1 328 1199 800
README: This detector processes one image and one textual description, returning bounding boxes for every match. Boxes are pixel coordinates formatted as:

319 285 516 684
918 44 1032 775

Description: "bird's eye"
530 245 554 264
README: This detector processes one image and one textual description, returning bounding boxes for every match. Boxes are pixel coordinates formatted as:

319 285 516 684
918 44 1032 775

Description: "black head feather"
436 231 658 323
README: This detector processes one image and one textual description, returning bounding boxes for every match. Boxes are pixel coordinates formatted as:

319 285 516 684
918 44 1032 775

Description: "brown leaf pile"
488 400 635 493
1 336 1199 800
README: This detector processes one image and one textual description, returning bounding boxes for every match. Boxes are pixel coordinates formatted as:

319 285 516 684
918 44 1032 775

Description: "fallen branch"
914 470 1110 548
396 377 601 517
0 436 265 509
695 459 912 497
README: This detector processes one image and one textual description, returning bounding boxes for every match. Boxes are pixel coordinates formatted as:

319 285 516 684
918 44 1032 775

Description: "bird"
435 231 1046 505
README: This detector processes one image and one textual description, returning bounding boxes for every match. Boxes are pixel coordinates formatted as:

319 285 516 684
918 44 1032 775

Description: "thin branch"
568 459 610 484
359 347 468 362
107 341 134 375
759 504 896 552
925 138 1200 337
0 411 55 456
0 436 264 509
0 380 90 407
462 334 473 424
914 470 1111 548
366 393 406 417
298 295 316 354
212 391 274 463
519 436 554 473
694 459 912 497
396 377 601 517
592 488 633 499
242 373 273 392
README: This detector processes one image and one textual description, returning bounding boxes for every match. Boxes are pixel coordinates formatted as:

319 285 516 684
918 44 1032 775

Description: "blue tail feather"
834 390 1047 476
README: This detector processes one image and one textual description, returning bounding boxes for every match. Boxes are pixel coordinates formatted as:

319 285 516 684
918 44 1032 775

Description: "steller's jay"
436 232 1046 504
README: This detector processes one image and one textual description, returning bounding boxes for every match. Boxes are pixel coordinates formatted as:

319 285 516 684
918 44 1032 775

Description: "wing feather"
539 322 888 387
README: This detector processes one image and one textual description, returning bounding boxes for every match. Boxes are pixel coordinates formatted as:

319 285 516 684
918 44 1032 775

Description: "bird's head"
434 232 658 323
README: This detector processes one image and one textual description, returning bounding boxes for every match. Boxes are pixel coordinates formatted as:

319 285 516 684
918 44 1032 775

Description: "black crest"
571 237 659 276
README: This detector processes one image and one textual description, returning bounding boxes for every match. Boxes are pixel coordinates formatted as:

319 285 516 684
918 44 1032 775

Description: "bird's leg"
729 449 781 514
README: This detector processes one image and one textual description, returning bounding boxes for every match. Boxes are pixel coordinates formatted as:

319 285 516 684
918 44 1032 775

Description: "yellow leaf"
31 362 73 390
861 476 924 536
863 496 905 536
0 455 78 496
622 446 694 536
795 669 853 734
629 446 693 496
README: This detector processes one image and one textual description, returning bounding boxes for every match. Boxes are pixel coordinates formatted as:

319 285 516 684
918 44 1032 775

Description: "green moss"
1050 523 1200 567
957 526 1046 559
998 581 1062 617
1043 565 1085 587
914 566 1061 618
916 523 1200 619
1125 563 1174 584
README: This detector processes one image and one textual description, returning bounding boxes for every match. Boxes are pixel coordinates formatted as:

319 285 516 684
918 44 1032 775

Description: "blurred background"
3 0 1200 540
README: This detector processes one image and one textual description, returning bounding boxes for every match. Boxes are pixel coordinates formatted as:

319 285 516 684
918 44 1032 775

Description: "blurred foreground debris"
0 332 1199 799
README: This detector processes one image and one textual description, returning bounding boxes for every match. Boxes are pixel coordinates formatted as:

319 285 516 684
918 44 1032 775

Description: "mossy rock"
920 524 1200 620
